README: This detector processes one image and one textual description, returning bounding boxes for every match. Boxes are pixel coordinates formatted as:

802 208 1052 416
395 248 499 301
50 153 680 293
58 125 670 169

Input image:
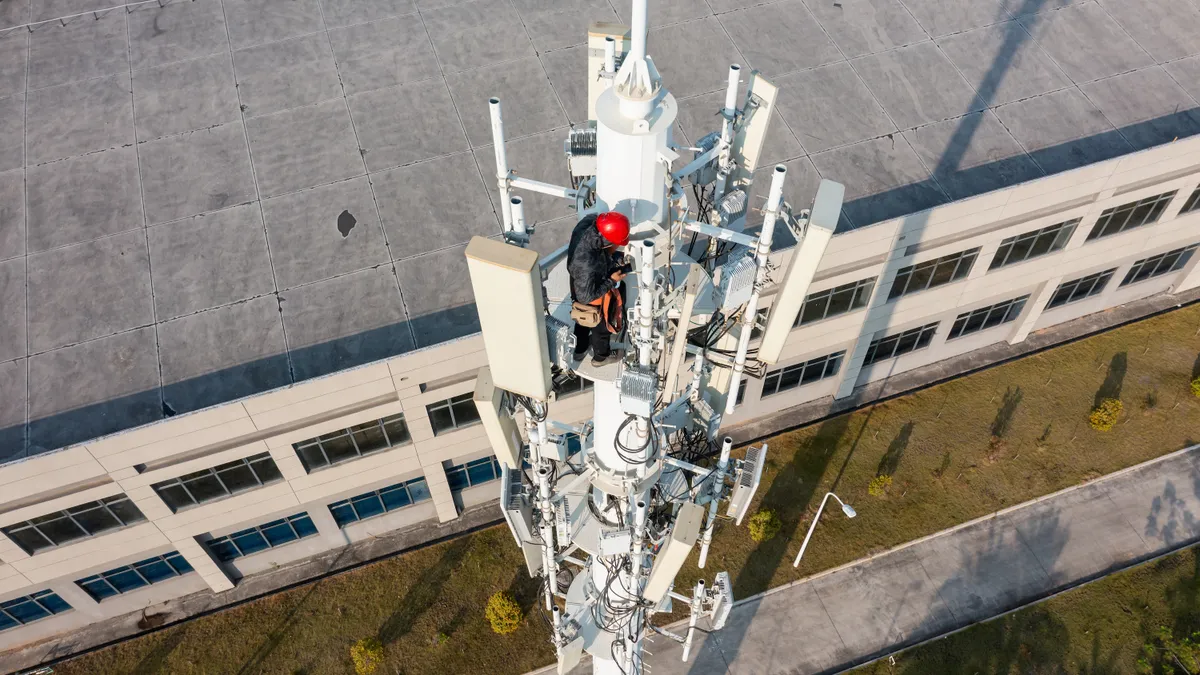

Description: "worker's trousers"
573 321 611 359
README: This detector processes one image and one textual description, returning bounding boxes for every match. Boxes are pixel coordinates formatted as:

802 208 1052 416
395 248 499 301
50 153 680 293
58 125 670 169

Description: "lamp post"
792 492 856 568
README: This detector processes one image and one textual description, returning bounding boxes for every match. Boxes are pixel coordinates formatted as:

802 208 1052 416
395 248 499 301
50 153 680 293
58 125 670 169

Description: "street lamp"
792 492 856 568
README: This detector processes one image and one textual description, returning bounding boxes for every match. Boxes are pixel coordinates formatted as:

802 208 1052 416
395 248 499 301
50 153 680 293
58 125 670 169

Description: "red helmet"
596 212 630 247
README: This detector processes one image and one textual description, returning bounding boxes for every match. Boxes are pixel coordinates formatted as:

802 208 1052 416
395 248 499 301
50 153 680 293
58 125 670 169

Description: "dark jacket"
567 214 620 304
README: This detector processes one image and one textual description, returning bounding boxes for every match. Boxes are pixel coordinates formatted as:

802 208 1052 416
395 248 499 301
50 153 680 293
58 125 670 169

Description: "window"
864 323 939 365
0 590 71 632
888 249 979 300
795 278 875 326
761 351 845 397
735 379 747 405
445 457 502 492
293 414 411 473
989 220 1078 270
152 453 283 513
750 306 770 340
1087 190 1177 241
2 495 146 555
948 295 1029 340
426 393 481 435
328 477 432 527
1181 186 1200 215
1046 269 1116 309
557 372 594 398
76 552 194 602
206 513 318 562
1120 244 1199 287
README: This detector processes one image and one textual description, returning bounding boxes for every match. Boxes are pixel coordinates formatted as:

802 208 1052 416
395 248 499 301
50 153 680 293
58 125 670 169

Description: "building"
3 0 1200 659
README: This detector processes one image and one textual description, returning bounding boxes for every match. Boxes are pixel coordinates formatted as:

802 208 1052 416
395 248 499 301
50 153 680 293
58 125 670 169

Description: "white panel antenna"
710 571 733 630
728 71 778 190
474 367 525 470
757 180 842 364
726 444 767 525
500 466 544 576
644 502 704 605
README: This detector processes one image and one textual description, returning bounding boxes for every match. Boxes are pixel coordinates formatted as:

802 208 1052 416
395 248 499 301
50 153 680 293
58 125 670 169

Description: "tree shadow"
130 621 189 675
1192 352 1200 380
377 537 472 645
877 422 914 477
990 387 1023 440
1094 352 1128 408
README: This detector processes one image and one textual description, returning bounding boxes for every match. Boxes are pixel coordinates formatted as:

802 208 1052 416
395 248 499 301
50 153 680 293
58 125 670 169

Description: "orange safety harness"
571 287 624 334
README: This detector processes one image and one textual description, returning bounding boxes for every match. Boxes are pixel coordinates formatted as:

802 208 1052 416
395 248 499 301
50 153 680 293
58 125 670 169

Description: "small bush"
350 637 384 675
1191 376 1200 398
1089 398 1123 432
747 508 781 542
485 591 523 634
868 474 892 498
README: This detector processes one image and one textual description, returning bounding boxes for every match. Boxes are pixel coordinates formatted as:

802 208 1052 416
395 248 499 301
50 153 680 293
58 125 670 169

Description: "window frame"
327 477 432 528
989 219 1079 270
1181 185 1200 215
1119 244 1199 287
75 552 194 602
1046 269 1117 310
426 392 482 436
794 277 876 326
444 457 503 492
205 512 319 562
864 323 940 365
0 590 71 632
761 351 846 398
1086 190 1177 241
888 249 980 301
947 295 1030 340
151 453 283 513
292 413 412 473
1 495 147 555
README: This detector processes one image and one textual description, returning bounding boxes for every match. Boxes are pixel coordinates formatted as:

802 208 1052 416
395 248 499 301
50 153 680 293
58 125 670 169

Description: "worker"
568 211 631 366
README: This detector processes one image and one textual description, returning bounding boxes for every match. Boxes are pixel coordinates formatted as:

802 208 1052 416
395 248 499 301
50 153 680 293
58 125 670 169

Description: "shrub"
1191 376 1200 398
485 591 523 634
747 508 781 542
1088 398 1123 431
868 474 892 498
350 637 384 675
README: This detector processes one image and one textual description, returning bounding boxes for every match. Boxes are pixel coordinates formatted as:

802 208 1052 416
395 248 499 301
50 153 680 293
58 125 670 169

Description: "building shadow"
1094 352 1128 408
377 537 472 645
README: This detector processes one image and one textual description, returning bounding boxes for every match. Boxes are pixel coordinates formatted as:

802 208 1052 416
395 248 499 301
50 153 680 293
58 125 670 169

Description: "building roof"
1 0 1199 462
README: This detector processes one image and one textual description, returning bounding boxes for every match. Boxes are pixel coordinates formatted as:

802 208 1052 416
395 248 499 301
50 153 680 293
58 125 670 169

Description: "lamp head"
841 503 857 519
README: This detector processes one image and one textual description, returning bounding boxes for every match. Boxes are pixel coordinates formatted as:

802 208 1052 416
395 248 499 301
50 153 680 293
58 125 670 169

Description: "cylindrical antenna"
604 35 616 73
489 98 512 231
629 0 648 61
723 64 741 114
510 196 526 241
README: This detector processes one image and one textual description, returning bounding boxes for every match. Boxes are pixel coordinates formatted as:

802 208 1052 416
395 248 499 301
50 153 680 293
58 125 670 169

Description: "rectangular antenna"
728 71 778 190
757 180 842 364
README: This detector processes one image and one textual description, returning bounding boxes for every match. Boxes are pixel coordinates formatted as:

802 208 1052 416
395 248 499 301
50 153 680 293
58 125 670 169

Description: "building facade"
2 134 1200 652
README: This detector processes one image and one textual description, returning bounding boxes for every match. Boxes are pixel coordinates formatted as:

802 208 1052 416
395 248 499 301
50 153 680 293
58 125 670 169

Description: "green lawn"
53 304 1200 674
850 545 1200 674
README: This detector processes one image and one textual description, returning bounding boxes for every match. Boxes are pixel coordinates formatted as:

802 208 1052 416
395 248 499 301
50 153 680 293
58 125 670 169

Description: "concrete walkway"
554 442 1200 675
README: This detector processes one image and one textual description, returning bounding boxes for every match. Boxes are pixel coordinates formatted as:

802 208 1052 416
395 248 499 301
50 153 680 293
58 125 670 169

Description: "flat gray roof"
1 0 1198 462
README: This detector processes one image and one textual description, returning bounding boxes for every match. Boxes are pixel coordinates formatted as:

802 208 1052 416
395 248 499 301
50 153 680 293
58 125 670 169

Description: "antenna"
463 1 839 671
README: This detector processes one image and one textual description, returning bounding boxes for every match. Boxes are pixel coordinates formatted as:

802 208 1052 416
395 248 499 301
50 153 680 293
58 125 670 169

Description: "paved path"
548 443 1200 675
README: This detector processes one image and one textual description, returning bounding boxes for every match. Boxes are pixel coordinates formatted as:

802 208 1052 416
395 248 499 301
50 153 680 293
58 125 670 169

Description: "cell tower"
464 1 843 672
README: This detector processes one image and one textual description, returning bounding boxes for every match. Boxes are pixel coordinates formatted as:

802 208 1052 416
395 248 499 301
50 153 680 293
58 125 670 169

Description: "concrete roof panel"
2 0 1199 463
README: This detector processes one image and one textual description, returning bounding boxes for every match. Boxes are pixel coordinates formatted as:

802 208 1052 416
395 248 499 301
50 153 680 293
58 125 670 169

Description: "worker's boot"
571 346 589 363
591 351 620 367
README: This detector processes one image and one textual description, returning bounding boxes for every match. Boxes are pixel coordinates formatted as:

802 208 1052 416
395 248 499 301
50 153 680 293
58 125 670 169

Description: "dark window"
0 590 71 631
1046 269 1116 309
1181 186 1200 215
948 295 1029 340
888 249 979 300
761 351 845 397
1087 191 1177 241
735 379 747 405
1120 244 1199 287
989 219 1078 270
864 323 939 365
426 393 481 435
2 495 147 555
557 372 595 398
151 453 283 513
445 457 503 492
206 512 318 562
293 414 412 473
795 278 875 326
749 306 770 340
75 552 194 602
328 477 432 527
